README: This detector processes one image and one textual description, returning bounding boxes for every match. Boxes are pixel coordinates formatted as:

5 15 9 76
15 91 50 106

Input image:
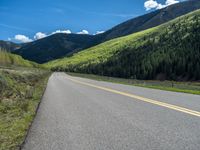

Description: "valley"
0 0 200 149
46 9 200 81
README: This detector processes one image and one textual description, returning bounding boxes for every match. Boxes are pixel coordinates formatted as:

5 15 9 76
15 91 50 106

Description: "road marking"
66 76 200 117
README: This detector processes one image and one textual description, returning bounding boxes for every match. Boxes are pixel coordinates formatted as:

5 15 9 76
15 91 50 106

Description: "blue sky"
0 0 183 43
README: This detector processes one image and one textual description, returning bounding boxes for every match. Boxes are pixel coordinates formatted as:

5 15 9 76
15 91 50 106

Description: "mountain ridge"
0 40 21 52
46 9 200 81
13 33 98 63
101 0 200 41
13 0 200 63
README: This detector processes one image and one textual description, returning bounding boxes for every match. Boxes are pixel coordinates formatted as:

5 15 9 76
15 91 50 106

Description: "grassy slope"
46 27 156 68
0 50 39 68
0 51 51 149
46 9 200 80
68 73 200 95
0 68 50 150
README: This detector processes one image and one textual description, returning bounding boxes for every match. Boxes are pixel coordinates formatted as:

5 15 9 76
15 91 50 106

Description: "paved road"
23 72 200 150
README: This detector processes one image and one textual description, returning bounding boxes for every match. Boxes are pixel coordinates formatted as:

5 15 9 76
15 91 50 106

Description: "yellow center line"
66 76 200 118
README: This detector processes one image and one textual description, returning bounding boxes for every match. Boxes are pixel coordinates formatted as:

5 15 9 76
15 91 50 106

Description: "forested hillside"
14 0 200 63
13 34 98 63
46 10 200 81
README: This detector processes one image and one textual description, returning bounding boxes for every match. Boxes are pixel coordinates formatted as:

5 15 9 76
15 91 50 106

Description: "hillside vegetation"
0 50 50 149
0 67 50 150
14 0 200 63
47 10 200 81
0 49 38 67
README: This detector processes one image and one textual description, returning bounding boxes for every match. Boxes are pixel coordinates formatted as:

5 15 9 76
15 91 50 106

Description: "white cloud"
34 32 47 40
77 30 89 35
95 31 105 35
144 0 180 11
52 30 71 35
144 0 160 11
10 29 71 43
14 34 33 43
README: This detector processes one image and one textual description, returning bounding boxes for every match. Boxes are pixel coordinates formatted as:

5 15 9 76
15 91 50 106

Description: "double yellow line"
67 76 200 118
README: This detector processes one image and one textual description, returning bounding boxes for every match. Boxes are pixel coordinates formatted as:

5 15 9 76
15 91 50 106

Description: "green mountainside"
13 0 200 63
46 10 200 81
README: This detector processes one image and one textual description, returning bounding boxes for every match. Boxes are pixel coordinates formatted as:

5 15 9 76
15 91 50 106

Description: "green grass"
68 73 200 95
0 49 39 68
0 67 51 150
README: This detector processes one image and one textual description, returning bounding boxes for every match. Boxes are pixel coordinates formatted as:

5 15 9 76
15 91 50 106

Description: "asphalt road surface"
23 72 200 150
